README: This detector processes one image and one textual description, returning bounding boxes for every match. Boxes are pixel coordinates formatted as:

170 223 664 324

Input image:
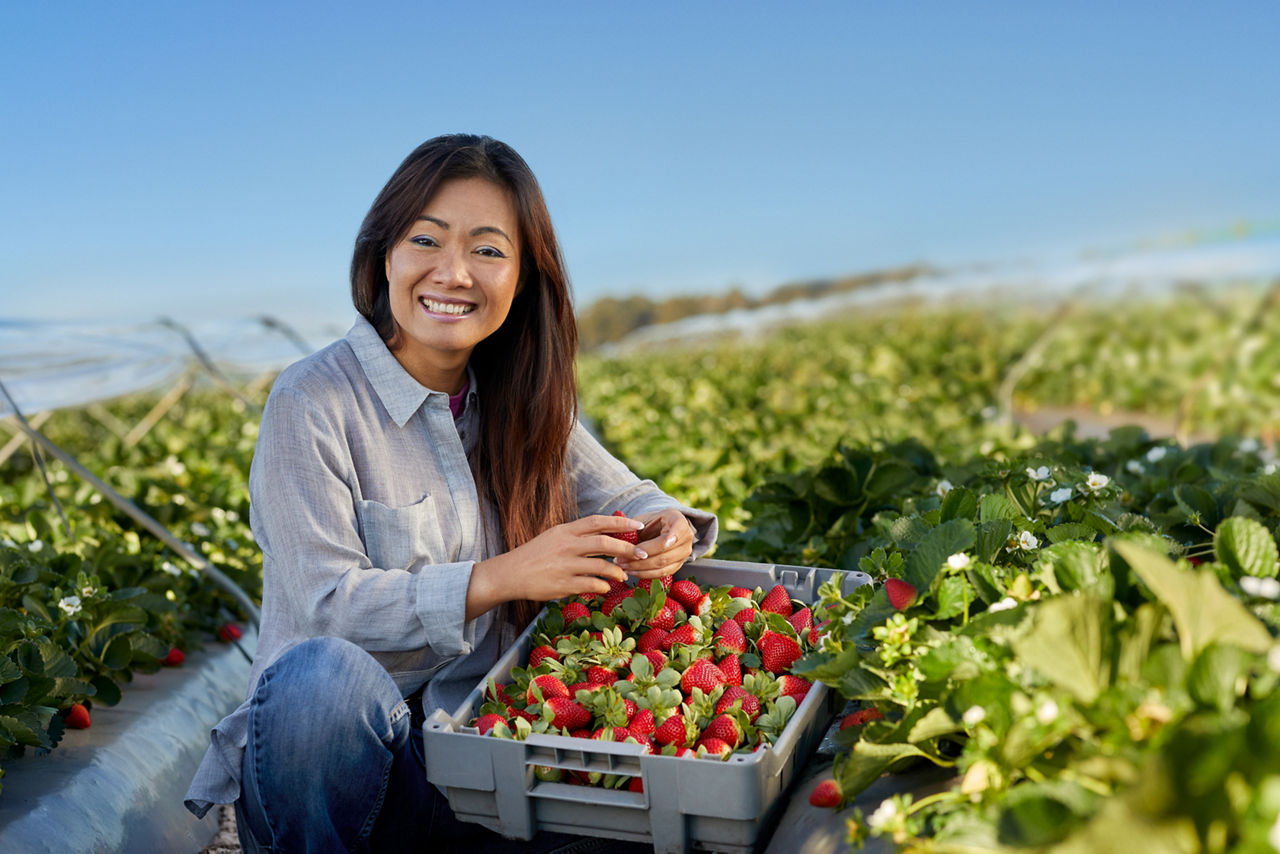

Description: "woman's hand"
467 514 646 619
617 508 698 581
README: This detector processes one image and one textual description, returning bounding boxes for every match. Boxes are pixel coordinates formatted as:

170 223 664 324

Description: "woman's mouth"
419 297 476 316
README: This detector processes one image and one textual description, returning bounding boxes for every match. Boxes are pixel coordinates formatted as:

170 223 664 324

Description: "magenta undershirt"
448 379 469 420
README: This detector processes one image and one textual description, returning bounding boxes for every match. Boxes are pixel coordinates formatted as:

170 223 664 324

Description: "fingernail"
665 535 677 548
634 549 648 560
628 519 644 529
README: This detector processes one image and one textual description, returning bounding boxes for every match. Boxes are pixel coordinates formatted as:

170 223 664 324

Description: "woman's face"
384 176 522 390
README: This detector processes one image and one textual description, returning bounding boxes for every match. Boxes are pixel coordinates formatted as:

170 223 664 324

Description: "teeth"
420 298 475 315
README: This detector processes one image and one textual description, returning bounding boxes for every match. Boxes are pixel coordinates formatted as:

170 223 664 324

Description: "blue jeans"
235 636 643 853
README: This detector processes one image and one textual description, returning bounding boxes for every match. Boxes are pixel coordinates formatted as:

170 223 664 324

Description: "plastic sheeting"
0 317 342 417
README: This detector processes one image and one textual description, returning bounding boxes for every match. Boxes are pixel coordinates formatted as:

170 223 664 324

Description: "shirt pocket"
356 494 443 570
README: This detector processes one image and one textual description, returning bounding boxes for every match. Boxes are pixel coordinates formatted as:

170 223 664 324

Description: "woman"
184 134 716 851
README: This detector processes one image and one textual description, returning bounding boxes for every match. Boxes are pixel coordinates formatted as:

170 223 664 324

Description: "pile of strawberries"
470 573 824 789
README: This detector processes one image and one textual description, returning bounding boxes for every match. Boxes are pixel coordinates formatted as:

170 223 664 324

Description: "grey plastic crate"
422 558 871 853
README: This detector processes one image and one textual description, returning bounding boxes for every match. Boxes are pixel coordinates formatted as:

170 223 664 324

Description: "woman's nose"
431 246 473 287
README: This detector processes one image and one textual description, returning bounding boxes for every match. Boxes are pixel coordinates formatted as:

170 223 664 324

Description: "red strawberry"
637 627 669 652
638 575 674 592
728 586 753 598
840 707 884 729
807 627 820 647
758 630 803 674
571 728 593 739
732 607 757 626
713 619 747 654
809 778 842 808
629 732 656 753
628 776 645 793
704 714 743 748
216 623 243 642
474 713 508 735
511 707 538 724
649 602 679 631
654 713 689 747
718 653 743 687
602 588 633 615
622 698 639 720
716 686 762 721
529 644 560 668
681 657 727 695
696 737 733 758
587 666 619 686
669 579 704 610
641 650 668 672
605 578 631 597
546 697 592 730
64 703 91 729
885 578 917 611
568 681 598 697
527 674 570 705
787 607 814 633
629 708 656 735
561 601 591 625
161 647 185 667
607 510 639 545
777 675 812 702
760 585 793 617
662 623 700 651
596 725 631 742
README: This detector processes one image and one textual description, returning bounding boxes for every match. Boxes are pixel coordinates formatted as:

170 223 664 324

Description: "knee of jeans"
253 637 402 737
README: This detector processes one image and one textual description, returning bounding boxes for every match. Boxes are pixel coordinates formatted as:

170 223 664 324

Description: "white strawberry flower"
1017 531 1039 550
1050 487 1073 504
1083 473 1110 492
946 553 971 570
1239 437 1260 454
29 540 44 552
1146 446 1168 463
867 798 900 831
226 510 240 523
1269 645 1280 674
988 597 1018 613
1026 466 1052 482
1240 576 1280 600
2 538 15 548
191 522 211 537
1035 699 1059 724
81 586 96 598
1267 463 1279 475
58 596 82 617
161 561 183 577
962 705 986 726
936 479 953 498
1126 460 1145 475
841 612 855 625
1270 810 1280 851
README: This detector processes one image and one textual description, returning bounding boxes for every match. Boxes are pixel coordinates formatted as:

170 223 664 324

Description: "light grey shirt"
184 316 717 817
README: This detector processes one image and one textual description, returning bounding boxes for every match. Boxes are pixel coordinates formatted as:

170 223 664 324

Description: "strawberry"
595 725 631 742
161 647 185 667
688 593 712 617
216 622 243 642
728 586 753 598
713 619 747 654
546 697 592 730
64 703 91 729
885 578 917 611
718 653 743 687
669 579 704 610
704 714 743 748
627 776 645 793
840 707 884 729
629 708 656 735
641 650 668 673
607 510 639 545
622 698 639 720
638 575 673 592
568 681 598 697
602 588 633 615
809 778 842 808
637 627 669 652
758 630 803 674
561 601 591 625
662 623 700 651
474 713 508 735
760 585 793 617
629 732 656 753
571 728 593 739
654 713 689 747
587 666 619 686
807 627 820 647
681 657 727 695
527 674 570 705
695 737 733 759
528 644 560 668
787 607 814 633
605 578 631 597
777 675 812 702
732 607 757 626
649 601 681 631
716 686 762 721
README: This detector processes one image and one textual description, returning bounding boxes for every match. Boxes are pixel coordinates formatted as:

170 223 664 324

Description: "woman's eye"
476 246 506 258
409 235 438 248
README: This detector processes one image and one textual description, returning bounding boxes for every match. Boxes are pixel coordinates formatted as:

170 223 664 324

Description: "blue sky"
2 1 1277 329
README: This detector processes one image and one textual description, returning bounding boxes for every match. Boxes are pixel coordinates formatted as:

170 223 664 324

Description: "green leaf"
975 519 1013 564
1114 539 1273 659
1011 593 1111 704
940 486 978 523
907 706 962 743
837 740 935 796
1045 523 1097 545
90 675 122 706
931 575 970 620
996 780 1099 848
1173 485 1219 528
980 494 1022 523
1214 516 1279 578
1186 643 1248 713
0 712 50 749
903 518 976 591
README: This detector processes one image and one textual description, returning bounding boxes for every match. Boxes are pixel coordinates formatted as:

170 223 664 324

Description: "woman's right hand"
466 514 646 619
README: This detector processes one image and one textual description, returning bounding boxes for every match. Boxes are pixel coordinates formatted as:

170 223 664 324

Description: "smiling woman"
182 133 715 852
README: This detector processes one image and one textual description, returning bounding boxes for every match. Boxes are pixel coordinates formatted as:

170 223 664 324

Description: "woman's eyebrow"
415 217 510 242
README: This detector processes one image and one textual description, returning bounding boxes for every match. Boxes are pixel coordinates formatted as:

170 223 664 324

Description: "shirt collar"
344 316 479 428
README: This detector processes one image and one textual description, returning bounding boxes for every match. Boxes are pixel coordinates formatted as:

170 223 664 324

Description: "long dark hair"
351 134 578 627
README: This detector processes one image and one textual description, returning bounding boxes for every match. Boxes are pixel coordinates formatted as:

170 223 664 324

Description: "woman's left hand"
617 508 698 579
